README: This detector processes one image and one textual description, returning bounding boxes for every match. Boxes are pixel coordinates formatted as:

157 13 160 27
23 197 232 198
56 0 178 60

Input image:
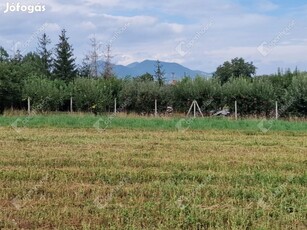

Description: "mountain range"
98 60 212 80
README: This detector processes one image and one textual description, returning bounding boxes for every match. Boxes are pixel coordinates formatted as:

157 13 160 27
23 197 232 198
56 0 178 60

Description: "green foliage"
37 33 53 76
287 75 307 116
222 77 275 116
0 61 24 113
78 58 91 78
154 60 165 86
23 75 68 111
72 78 117 113
120 80 160 114
21 52 45 77
173 77 222 113
0 46 9 62
214 57 256 84
53 29 77 82
134 72 154 82
0 42 306 118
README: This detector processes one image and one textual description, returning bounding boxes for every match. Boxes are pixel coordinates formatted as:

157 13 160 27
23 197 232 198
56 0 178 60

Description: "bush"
287 75 307 117
23 75 68 111
222 77 275 116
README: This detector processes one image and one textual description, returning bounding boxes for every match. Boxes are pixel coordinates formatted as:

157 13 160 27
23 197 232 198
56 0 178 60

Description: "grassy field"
0 114 307 132
0 116 307 229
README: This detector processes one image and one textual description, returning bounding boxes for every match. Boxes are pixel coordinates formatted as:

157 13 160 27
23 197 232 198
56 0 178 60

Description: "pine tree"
53 29 77 82
78 57 91 78
154 60 165 86
37 33 52 76
12 49 23 63
0 46 9 62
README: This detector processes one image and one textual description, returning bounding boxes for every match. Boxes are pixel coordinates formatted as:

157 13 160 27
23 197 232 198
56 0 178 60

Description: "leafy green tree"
214 57 256 84
23 75 68 111
173 76 222 113
288 75 307 116
22 52 44 76
154 60 165 86
0 62 24 113
53 29 77 82
73 78 109 112
37 33 53 76
222 77 275 116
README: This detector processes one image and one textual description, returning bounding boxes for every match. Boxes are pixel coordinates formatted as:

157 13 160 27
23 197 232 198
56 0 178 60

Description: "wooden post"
275 101 278 120
154 99 157 117
193 101 196 118
195 101 204 117
70 97 73 113
114 98 117 114
235 101 238 120
27 97 31 115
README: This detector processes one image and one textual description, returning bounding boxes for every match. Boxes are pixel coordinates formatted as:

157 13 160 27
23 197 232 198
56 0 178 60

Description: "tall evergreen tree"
37 33 52 76
11 49 23 64
154 60 165 86
78 57 91 78
0 46 9 62
53 29 77 82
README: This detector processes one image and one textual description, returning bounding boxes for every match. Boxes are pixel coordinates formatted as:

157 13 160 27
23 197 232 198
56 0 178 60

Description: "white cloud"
84 0 121 7
163 23 184 33
256 0 279 12
0 0 306 75
80 21 96 30
44 23 61 32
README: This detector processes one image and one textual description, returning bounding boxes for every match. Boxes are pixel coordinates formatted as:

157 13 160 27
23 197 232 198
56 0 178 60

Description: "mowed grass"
0 126 307 229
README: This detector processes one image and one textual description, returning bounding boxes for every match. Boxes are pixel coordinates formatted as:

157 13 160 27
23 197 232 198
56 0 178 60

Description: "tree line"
0 29 306 117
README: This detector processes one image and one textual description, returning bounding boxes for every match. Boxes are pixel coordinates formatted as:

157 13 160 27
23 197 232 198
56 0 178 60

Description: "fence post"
70 97 73 113
114 98 117 114
27 97 31 115
154 99 157 117
275 101 278 120
235 101 238 120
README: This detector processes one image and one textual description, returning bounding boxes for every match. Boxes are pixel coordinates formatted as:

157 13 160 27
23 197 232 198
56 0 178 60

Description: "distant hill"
98 60 212 81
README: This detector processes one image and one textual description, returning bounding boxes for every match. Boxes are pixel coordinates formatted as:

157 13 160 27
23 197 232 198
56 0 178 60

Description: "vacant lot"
0 123 306 229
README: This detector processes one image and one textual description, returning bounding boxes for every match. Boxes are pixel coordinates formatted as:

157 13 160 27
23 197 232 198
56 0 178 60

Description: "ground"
0 117 306 229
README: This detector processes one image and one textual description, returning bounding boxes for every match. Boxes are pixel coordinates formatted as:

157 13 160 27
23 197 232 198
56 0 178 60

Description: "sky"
0 0 307 75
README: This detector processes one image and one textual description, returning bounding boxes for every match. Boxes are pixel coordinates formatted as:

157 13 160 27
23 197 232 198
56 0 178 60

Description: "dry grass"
0 127 306 229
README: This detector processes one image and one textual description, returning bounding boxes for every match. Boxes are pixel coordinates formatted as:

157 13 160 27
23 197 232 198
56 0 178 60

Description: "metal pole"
28 97 31 115
235 101 238 120
114 98 117 114
155 99 157 117
275 101 278 120
70 97 73 113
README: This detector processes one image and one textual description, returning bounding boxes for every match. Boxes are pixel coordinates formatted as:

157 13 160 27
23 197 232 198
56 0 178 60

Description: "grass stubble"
0 117 306 229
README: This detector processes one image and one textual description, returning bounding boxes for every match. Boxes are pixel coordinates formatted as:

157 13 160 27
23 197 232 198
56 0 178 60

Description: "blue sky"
1 0 307 74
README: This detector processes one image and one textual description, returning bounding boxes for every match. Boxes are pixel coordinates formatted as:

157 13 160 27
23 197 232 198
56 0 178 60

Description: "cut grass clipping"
0 115 306 229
